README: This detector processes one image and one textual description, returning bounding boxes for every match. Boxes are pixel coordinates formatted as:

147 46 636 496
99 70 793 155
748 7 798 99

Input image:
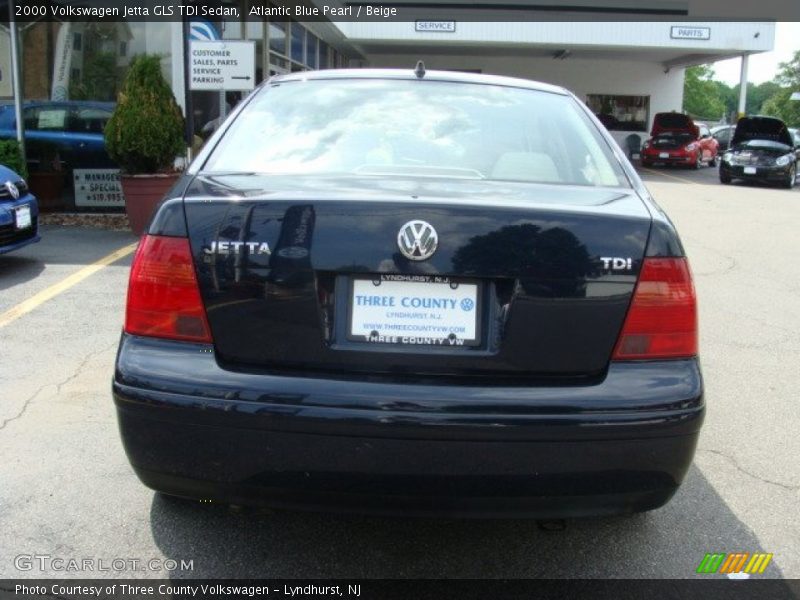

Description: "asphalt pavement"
0 165 798 579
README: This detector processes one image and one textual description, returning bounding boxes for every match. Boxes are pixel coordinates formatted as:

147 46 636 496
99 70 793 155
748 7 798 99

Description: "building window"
586 94 650 132
73 32 82 51
306 34 318 69
119 41 127 57
319 42 328 69
290 22 304 64
268 21 287 55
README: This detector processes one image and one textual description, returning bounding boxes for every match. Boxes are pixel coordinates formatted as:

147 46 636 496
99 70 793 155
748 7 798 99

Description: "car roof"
0 100 114 109
267 68 570 96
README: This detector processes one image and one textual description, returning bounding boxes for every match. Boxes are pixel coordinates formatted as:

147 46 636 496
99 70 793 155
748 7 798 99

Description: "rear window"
203 78 629 188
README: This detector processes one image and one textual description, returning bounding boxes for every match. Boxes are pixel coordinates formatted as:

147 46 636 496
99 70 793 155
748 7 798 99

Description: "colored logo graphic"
696 552 773 575
460 298 475 312
189 20 221 41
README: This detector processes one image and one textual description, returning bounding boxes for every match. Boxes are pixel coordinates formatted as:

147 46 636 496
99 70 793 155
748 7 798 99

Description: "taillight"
125 235 212 343
612 257 697 360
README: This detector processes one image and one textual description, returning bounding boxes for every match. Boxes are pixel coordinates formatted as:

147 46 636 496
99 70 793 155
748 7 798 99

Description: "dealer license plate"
744 167 757 175
659 152 670 159
14 205 32 230
349 275 480 346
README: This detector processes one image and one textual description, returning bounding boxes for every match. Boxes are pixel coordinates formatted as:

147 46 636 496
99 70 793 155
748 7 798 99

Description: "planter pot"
28 172 65 212
120 173 180 236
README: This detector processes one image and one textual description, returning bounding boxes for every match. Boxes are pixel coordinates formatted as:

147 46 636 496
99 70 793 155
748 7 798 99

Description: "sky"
712 22 800 86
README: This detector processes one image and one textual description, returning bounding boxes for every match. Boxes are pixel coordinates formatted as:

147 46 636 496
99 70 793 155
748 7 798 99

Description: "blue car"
0 101 116 171
0 164 40 254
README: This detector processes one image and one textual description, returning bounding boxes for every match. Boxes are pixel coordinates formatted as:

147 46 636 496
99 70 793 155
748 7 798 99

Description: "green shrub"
0 139 28 179
105 55 185 174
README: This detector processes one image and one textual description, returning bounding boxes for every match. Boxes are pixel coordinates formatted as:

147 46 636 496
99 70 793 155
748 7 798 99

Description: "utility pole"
9 0 26 160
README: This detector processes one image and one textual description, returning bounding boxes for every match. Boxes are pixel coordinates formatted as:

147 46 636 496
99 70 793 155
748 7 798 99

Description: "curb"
39 213 131 232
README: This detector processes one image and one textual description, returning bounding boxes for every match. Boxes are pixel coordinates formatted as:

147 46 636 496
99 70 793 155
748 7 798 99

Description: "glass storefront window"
586 94 650 132
13 20 173 212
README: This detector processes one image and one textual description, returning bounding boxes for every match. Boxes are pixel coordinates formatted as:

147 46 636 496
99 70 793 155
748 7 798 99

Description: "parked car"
0 163 40 254
719 116 797 188
0 101 116 172
641 113 719 169
711 124 736 151
113 68 702 518
790 128 800 161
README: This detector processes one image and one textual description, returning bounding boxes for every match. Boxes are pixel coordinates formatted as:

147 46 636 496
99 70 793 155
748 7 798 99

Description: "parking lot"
1 164 798 580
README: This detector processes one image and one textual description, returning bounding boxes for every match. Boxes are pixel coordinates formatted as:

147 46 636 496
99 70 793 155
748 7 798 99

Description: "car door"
697 124 717 160
66 105 115 168
713 127 732 152
22 105 71 172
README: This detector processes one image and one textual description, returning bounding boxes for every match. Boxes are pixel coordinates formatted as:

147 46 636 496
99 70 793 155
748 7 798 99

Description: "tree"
776 49 800 87
761 50 800 127
683 65 726 120
730 81 783 115
762 89 800 127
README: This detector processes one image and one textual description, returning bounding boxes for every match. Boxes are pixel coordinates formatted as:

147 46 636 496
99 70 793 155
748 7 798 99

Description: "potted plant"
105 55 185 235
27 142 65 212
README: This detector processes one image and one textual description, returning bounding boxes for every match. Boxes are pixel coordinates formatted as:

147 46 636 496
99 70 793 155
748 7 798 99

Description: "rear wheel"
693 153 702 170
720 170 732 184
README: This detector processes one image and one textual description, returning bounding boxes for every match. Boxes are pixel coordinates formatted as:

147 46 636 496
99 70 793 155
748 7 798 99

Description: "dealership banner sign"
73 169 125 208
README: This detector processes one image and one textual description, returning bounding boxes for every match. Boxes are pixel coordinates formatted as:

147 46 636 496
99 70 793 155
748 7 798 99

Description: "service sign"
415 21 456 33
190 40 256 91
349 275 480 346
73 169 125 208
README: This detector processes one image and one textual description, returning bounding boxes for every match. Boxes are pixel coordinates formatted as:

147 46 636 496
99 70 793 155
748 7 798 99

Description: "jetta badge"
4 181 20 200
398 220 438 261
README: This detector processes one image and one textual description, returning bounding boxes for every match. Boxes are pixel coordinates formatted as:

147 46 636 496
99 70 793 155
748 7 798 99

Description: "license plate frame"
743 166 757 175
347 274 481 347
14 204 32 230
659 152 670 159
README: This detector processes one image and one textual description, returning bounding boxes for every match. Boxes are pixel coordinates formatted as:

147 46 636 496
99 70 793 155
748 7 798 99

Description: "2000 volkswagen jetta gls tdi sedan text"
113 69 703 517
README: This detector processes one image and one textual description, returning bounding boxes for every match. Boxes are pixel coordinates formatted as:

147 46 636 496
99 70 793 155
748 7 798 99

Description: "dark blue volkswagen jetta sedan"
113 69 703 517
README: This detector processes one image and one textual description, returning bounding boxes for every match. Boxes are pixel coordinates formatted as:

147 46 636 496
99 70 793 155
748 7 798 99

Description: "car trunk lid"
184 174 652 380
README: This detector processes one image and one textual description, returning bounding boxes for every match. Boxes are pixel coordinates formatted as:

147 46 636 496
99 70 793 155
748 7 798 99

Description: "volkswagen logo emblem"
4 181 20 200
397 220 438 261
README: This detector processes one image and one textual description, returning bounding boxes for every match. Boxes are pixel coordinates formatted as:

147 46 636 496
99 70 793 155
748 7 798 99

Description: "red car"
641 113 719 169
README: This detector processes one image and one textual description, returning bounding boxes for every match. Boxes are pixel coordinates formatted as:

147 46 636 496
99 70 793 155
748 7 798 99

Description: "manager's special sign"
74 169 125 208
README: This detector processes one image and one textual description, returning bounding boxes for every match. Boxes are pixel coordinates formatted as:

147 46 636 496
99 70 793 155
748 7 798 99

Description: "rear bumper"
113 334 704 517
